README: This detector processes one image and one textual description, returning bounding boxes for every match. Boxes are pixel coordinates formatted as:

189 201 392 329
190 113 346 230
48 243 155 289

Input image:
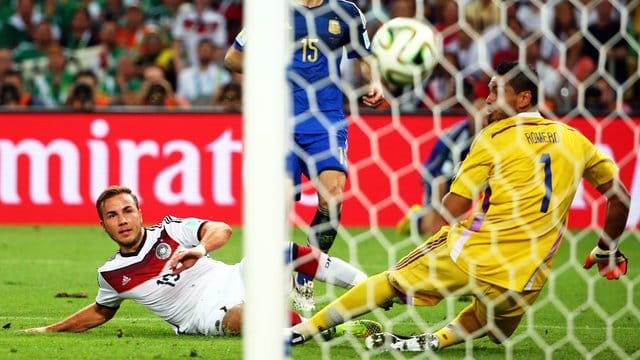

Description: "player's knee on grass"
476 289 539 344
487 315 523 344
222 305 243 336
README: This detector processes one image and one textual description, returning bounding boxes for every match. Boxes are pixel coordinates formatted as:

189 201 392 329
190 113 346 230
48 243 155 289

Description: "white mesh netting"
290 0 639 359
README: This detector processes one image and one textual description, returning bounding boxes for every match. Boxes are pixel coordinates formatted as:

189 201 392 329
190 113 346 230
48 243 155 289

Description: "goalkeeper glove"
583 246 628 280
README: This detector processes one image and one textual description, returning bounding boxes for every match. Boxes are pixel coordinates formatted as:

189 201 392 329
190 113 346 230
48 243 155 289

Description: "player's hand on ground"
21 327 48 333
168 246 206 275
583 246 628 280
362 83 384 108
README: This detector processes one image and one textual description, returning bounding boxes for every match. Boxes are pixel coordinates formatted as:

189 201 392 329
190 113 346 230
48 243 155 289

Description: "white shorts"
192 259 246 336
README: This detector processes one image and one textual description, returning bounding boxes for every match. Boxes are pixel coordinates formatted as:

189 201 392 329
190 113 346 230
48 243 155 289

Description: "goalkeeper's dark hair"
495 61 538 106
96 185 140 220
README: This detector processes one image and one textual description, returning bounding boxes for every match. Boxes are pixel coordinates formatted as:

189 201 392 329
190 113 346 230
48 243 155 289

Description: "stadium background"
0 1 639 359
0 0 638 229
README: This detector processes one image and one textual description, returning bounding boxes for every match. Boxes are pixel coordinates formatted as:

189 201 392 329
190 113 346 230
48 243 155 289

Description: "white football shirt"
96 216 245 335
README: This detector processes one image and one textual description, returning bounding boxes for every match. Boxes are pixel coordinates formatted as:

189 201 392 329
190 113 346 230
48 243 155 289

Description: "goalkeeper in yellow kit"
289 61 630 352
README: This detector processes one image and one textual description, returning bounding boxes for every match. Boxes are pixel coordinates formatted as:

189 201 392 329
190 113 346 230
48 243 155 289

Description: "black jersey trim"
95 301 120 310
196 221 208 242
119 230 147 257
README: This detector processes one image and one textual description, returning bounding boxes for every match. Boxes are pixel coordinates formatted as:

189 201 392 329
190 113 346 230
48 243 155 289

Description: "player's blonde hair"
95 185 140 220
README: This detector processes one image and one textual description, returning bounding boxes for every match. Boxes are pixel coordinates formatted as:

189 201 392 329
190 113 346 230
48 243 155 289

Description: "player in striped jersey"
22 185 381 338
225 0 384 312
289 62 630 352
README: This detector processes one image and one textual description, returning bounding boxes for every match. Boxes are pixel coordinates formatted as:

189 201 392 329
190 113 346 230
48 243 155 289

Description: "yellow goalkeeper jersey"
448 112 618 291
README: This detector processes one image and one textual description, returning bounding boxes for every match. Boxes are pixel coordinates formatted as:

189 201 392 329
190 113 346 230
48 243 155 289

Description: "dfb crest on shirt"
328 19 341 35
156 242 172 260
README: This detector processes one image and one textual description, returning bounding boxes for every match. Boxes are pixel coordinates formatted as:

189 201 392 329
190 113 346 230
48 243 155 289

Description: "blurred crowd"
0 0 638 115
0 0 242 111
369 0 640 115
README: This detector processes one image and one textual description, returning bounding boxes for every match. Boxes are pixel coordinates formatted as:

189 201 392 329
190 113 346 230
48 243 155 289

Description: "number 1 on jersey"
539 153 552 213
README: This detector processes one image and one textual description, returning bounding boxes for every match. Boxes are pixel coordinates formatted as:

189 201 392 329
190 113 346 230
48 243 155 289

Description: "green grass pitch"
0 225 638 359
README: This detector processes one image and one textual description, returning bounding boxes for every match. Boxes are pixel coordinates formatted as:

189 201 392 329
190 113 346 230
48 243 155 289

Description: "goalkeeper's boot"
365 332 440 352
321 320 383 341
396 205 424 236
291 278 315 313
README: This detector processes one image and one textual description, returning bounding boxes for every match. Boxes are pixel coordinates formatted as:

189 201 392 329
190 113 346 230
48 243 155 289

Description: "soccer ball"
371 17 440 86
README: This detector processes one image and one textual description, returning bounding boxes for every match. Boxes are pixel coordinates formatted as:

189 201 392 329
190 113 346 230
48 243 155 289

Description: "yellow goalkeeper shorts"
386 226 540 319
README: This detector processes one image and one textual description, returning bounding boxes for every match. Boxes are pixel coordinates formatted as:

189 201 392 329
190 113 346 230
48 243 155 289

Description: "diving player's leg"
485 288 541 344
431 287 541 349
365 281 542 352
364 228 486 352
290 272 396 343
292 228 454 344
364 301 483 352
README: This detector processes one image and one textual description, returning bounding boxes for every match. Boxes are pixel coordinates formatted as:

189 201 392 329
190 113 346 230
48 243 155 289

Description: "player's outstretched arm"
596 179 630 248
583 178 630 279
22 303 117 333
224 47 244 74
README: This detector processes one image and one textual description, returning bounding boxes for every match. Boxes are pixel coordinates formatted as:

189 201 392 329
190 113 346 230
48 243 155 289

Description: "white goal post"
242 0 289 359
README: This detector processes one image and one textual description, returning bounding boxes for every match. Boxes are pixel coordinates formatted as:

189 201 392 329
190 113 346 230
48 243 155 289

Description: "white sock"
314 252 367 289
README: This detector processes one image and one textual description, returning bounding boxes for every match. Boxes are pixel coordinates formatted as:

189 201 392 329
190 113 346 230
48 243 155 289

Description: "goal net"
245 0 639 359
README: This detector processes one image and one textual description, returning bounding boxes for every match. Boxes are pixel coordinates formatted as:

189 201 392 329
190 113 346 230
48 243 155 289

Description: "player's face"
100 193 144 253
485 76 518 124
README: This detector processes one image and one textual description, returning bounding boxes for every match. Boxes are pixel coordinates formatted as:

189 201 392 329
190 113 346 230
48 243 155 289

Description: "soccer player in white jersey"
22 185 381 337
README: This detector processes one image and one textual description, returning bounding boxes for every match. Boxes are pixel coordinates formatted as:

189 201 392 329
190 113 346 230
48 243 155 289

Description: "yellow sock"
434 302 486 349
293 272 395 338
434 325 462 349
